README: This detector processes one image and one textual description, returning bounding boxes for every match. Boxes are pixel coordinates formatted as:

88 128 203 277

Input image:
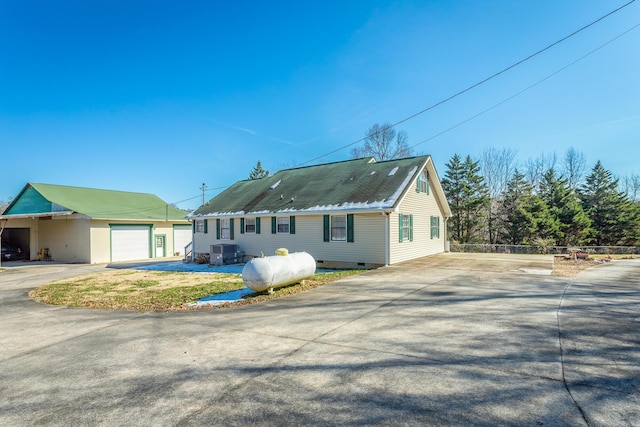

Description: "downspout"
0 219 6 267
444 216 450 252
384 211 390 266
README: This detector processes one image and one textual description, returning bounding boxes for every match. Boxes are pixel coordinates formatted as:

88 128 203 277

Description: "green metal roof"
2 183 189 221
192 156 437 217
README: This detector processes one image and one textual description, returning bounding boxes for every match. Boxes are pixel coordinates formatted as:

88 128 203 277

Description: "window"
241 217 261 234
245 218 256 233
416 171 429 194
220 219 231 240
277 217 289 234
331 215 347 241
399 213 413 242
430 216 440 239
195 219 207 233
323 214 354 242
271 216 295 234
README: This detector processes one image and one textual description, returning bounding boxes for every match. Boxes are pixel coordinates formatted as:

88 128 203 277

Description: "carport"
0 226 30 260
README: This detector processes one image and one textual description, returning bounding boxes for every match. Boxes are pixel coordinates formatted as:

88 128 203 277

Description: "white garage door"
173 226 192 256
111 225 151 262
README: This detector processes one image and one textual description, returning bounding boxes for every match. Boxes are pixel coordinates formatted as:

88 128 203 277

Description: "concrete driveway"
0 253 638 426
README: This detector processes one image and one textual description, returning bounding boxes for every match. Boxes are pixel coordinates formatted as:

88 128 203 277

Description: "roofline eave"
187 206 397 219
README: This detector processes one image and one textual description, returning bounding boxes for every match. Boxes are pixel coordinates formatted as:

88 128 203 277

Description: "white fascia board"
0 211 75 220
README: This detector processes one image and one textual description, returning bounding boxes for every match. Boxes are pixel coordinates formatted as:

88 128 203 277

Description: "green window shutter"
230 218 235 240
430 216 435 239
347 214 354 243
216 219 220 239
437 216 440 238
256 217 261 234
289 216 295 234
271 216 276 234
204 219 208 234
416 178 421 193
409 214 414 242
427 172 430 195
240 218 245 234
192 221 196 233
323 215 330 242
399 214 404 243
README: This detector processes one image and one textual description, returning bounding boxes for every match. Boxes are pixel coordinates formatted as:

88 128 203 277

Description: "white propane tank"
242 251 316 292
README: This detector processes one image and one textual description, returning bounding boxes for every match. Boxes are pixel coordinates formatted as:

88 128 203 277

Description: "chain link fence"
449 243 640 255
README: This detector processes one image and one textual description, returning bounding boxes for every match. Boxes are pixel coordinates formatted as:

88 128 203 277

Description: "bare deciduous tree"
561 147 587 189
350 122 413 161
619 173 640 202
524 152 557 191
480 147 517 243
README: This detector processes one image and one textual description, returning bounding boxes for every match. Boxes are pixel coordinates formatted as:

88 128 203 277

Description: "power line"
410 22 640 150
296 0 637 167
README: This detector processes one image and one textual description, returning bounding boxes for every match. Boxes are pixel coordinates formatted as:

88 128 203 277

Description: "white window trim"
331 214 347 242
245 217 256 234
220 218 231 240
401 215 411 242
276 217 290 234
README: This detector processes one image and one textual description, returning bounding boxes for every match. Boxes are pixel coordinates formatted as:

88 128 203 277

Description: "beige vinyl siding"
90 220 189 264
38 217 92 263
193 213 386 265
390 171 446 264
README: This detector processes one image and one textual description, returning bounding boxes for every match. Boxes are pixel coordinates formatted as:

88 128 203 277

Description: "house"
189 155 451 268
0 183 191 263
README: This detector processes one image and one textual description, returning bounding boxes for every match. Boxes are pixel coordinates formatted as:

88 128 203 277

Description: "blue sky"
1 1 639 210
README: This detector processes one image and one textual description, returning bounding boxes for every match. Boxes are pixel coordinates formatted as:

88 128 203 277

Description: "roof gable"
192 155 445 217
2 183 188 221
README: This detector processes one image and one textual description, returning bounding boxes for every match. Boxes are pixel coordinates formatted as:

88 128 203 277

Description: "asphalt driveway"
0 253 638 426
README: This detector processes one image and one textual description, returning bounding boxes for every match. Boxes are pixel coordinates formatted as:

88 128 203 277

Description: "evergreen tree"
538 169 592 246
248 161 269 180
461 155 489 243
442 154 465 242
499 169 533 245
579 161 630 245
442 154 489 243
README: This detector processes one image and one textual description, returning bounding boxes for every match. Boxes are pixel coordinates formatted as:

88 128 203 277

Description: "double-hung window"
220 219 231 240
245 218 256 233
430 216 440 239
331 215 347 241
323 214 354 242
271 216 295 234
399 213 413 242
416 171 429 194
277 217 290 234
195 219 207 233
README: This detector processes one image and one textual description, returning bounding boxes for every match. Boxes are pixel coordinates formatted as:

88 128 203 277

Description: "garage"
1 228 30 260
173 225 192 256
110 225 152 262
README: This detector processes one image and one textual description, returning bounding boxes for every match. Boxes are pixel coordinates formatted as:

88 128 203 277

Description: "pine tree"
441 154 489 243
579 161 630 245
538 168 592 246
499 169 532 245
248 161 269 180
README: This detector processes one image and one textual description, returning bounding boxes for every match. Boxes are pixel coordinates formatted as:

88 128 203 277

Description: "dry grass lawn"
29 269 362 312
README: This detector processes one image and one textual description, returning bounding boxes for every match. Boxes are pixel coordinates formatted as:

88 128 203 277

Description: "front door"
155 235 166 258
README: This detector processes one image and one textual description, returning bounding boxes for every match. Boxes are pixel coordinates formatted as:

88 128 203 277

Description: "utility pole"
201 183 207 206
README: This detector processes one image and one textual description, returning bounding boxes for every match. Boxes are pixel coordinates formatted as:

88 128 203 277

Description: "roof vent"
388 167 399 176
270 180 282 190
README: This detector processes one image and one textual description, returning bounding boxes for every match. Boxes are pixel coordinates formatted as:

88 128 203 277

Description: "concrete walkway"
0 253 638 426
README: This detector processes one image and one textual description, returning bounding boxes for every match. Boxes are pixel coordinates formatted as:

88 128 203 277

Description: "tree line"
441 148 640 248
